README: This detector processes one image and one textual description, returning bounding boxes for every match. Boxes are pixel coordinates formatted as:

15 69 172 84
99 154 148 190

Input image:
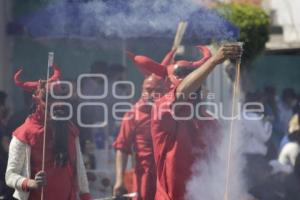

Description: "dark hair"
288 133 300 144
51 101 74 167
282 88 297 102
52 120 69 167
28 85 69 167
32 83 71 167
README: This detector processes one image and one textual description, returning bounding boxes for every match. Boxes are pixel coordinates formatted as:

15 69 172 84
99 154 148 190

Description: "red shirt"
113 99 156 200
151 88 218 200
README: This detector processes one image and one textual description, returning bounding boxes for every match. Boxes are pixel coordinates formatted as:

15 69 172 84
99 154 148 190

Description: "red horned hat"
126 45 211 88
14 64 61 92
126 51 166 78
166 45 212 86
160 48 177 66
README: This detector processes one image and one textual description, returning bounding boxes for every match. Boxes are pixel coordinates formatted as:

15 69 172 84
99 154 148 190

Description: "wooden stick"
173 21 188 49
41 52 54 200
223 42 243 200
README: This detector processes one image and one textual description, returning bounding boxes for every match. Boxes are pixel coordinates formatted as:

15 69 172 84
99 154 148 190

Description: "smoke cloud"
21 0 238 41
186 122 248 200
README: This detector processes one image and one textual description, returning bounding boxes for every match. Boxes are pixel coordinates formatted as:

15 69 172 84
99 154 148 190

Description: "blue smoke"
19 0 239 42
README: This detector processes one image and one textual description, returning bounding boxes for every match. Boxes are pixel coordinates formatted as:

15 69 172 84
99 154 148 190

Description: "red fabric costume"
13 115 80 200
9 64 91 200
112 50 173 200
113 99 156 200
151 88 218 200
128 46 219 200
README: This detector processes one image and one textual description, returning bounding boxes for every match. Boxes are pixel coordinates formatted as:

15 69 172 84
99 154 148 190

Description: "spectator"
278 113 300 167
263 86 278 122
241 92 273 156
277 88 299 152
261 86 280 158
250 94 300 200
240 92 273 190
278 88 298 137
81 139 96 170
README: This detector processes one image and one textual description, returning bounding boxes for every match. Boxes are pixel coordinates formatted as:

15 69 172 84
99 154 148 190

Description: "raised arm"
176 44 242 101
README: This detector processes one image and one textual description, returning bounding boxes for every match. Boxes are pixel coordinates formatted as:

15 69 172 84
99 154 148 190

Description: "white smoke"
186 121 248 200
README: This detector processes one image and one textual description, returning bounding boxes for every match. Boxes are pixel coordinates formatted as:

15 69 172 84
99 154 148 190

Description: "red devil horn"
126 51 150 76
161 48 177 66
48 63 61 82
192 46 212 67
14 68 39 92
127 51 166 78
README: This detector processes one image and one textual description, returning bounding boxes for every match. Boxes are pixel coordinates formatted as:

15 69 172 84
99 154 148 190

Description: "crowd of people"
239 87 300 200
0 43 299 200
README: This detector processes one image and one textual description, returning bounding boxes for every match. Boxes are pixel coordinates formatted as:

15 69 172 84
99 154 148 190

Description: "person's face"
142 85 164 102
141 77 165 102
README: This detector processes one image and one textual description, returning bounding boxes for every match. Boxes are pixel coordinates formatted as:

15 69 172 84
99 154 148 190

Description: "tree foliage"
218 3 269 65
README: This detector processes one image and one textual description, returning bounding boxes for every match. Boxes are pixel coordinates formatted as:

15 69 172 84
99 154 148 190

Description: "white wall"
270 0 300 43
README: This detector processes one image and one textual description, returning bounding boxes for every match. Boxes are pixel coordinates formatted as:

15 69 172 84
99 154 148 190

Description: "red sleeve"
21 179 29 192
113 111 136 154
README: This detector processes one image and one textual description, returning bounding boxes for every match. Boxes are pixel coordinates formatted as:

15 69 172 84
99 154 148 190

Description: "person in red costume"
112 49 175 200
6 64 91 200
129 44 242 200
